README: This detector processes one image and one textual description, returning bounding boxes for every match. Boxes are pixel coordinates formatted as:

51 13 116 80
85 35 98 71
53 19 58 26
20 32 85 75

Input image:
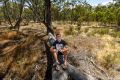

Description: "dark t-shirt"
52 40 67 55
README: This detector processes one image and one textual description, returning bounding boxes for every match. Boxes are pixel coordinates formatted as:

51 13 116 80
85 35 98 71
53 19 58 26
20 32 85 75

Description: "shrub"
87 28 109 36
111 29 120 38
64 26 77 35
84 28 89 33
102 52 120 69
95 28 109 35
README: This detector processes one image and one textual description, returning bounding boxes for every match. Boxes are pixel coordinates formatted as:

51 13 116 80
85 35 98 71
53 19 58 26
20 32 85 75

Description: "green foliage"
0 7 4 20
0 0 120 28
77 17 83 26
23 8 33 21
106 10 116 24
86 27 120 38
116 8 120 26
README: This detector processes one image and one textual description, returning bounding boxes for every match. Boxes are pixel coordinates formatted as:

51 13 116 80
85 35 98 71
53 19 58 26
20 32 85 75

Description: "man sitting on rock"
50 33 69 68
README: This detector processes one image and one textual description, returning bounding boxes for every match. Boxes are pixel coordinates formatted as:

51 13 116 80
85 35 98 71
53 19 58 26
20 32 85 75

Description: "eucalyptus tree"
0 0 13 27
25 0 44 22
0 0 25 30
13 0 25 30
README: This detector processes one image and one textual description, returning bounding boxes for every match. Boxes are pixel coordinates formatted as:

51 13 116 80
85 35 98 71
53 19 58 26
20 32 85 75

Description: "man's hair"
56 33 61 36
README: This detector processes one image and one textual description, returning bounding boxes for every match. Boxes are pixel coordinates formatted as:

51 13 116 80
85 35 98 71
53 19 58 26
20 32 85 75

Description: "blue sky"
86 0 113 6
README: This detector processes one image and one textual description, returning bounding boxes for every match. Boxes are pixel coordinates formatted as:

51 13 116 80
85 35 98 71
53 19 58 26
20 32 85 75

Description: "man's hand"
59 49 64 53
59 48 68 53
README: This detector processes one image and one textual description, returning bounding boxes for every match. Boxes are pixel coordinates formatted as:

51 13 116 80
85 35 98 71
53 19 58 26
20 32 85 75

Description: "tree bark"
44 0 54 34
44 0 54 80
44 41 53 80
14 0 25 30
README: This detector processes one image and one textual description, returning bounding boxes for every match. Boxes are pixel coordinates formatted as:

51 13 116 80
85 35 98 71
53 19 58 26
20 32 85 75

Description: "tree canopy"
0 0 120 29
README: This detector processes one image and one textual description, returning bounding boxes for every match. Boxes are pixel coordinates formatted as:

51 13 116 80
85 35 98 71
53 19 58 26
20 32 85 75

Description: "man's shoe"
61 61 68 70
61 64 67 70
53 61 61 71
55 65 61 71
53 61 60 67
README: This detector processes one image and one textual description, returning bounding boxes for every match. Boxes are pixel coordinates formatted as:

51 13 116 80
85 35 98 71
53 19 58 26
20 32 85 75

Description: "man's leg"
63 51 68 65
53 52 59 63
50 49 59 64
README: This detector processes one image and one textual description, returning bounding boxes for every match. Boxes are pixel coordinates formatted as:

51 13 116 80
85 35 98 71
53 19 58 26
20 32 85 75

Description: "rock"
52 65 68 80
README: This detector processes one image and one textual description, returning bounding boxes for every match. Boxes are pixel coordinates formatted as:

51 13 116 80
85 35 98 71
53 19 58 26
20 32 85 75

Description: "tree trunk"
44 42 53 80
44 0 54 34
43 1 92 80
14 0 25 30
44 0 54 80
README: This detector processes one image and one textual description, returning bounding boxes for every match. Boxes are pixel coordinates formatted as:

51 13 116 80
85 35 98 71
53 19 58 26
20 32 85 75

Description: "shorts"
57 51 64 64
58 51 63 55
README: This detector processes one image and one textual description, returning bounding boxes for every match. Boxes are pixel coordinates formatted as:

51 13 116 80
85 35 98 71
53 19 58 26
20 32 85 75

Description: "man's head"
56 33 62 42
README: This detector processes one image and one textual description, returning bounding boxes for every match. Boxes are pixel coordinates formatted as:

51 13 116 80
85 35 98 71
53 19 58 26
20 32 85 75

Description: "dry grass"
95 35 120 70
0 22 120 79
0 29 47 79
63 25 120 78
65 35 120 78
0 31 18 40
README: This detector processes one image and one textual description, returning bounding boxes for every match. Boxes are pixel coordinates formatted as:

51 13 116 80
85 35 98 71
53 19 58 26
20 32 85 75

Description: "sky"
86 0 113 6
0 0 114 7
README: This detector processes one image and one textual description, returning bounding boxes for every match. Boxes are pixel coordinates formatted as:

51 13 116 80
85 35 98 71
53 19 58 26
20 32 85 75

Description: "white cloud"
87 0 113 6
101 0 113 5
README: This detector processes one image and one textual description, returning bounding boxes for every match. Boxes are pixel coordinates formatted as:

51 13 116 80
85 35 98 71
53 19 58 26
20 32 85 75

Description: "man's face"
56 34 62 41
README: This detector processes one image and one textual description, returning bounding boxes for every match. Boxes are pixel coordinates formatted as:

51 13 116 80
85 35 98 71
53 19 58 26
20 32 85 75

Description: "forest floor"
0 22 120 80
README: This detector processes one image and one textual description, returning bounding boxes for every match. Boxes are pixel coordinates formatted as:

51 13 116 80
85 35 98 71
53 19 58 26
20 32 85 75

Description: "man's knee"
63 51 68 55
50 48 53 52
50 48 54 52
50 49 57 54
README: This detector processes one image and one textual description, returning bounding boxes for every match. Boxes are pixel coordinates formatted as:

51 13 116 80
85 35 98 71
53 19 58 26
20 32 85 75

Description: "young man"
50 33 69 66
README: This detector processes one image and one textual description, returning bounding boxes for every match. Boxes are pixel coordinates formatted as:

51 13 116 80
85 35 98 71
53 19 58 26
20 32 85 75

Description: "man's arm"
50 46 56 53
61 46 69 52
50 42 56 53
61 40 69 52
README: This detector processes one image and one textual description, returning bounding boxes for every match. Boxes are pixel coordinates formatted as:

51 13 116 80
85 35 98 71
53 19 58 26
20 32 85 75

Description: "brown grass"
0 29 47 79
